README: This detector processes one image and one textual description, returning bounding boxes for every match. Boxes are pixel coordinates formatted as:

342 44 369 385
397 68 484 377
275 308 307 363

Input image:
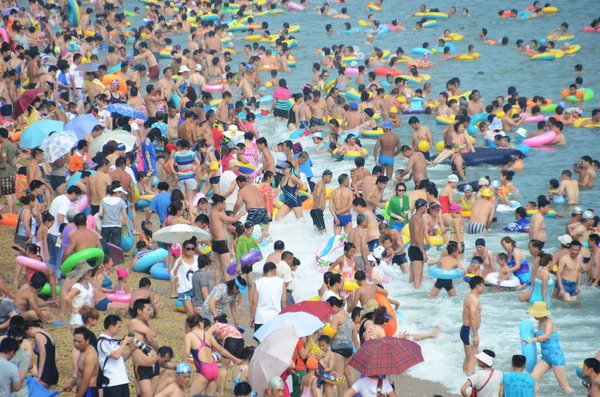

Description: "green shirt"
0 140 18 178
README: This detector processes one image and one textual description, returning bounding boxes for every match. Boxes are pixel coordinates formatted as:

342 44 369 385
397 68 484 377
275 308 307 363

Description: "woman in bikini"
328 243 357 281
423 203 447 247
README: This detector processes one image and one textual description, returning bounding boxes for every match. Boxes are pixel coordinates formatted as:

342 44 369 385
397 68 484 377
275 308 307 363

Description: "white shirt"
321 289 340 302
171 255 199 293
468 369 503 397
48 194 72 236
97 333 130 387
351 377 394 397
254 276 284 324
276 261 294 291
219 170 239 206
68 64 84 88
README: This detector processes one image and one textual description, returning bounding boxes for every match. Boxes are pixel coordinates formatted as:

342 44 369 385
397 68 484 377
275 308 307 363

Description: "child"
497 253 511 279
427 243 465 299
350 307 362 351
388 106 400 128
232 346 255 393
131 241 151 270
12 243 57 303
317 335 335 396
301 357 320 397
115 268 129 293
269 70 279 87
548 179 564 202
465 256 485 278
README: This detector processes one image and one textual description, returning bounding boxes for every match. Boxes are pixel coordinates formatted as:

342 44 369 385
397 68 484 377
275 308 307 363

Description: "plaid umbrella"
106 103 148 120
13 89 43 120
348 337 423 376
280 301 334 322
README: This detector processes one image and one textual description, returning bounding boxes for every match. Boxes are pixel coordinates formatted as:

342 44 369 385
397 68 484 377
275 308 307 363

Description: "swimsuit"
281 177 302 208
135 363 160 380
537 331 566 366
460 325 474 345
34 332 59 386
378 155 394 166
354 256 366 272
414 178 430 189
211 240 229 255
191 331 219 381
95 297 111 311
555 279 577 296
408 246 424 261
434 278 454 291
507 249 531 285
392 253 407 266
467 221 486 234
331 314 354 358
367 239 379 251
336 214 352 227
247 208 270 225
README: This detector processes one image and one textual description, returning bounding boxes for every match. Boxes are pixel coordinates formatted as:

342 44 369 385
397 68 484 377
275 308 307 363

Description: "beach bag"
470 369 494 397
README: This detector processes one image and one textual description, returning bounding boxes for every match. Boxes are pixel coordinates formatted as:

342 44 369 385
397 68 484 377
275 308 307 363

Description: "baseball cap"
415 198 428 209
448 174 459 183
582 210 594 220
558 234 573 246
449 204 462 213
176 363 192 375
572 206 583 214
475 238 486 247
481 188 492 197
350 102 358 111
322 169 333 176
382 120 393 129
478 177 489 186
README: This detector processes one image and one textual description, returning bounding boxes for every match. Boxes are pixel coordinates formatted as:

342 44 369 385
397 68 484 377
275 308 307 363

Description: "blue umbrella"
75 62 100 72
65 113 101 139
20 120 64 149
106 103 148 120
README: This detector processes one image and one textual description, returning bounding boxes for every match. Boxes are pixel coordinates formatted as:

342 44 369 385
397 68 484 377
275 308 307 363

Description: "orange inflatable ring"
375 292 397 337
102 74 127 94
0 213 18 226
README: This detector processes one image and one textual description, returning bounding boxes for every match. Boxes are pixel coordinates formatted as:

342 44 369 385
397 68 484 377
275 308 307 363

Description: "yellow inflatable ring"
322 323 337 338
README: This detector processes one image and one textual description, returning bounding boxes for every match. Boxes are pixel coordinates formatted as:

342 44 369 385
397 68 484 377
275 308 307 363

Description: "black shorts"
209 176 221 185
247 208 270 225
135 363 160 381
91 205 100 215
224 337 244 357
331 347 353 358
104 2 115 10
102 384 129 397
50 175 66 190
212 240 229 254
241 264 253 274
273 108 289 119
392 253 407 266
408 246 424 261
434 278 454 291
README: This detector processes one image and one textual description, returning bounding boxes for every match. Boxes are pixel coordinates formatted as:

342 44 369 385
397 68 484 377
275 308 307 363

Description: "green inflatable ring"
38 283 61 296
61 247 105 275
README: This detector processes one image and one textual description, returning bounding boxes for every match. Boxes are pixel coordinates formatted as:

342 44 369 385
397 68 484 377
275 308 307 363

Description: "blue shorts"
299 120 308 129
178 289 194 301
460 325 474 345
379 155 394 166
367 239 379 252
337 214 352 227
95 298 111 311
555 279 577 296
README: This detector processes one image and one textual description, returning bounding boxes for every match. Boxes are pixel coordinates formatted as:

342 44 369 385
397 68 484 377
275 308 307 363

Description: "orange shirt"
68 151 90 173
292 339 306 371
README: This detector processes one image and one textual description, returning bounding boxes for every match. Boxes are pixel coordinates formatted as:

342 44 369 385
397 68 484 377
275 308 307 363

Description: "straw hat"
528 301 551 318
67 260 94 280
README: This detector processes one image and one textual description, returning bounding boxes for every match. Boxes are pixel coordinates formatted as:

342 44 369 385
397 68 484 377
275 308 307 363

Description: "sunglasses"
397 189 406 192
185 247 195 252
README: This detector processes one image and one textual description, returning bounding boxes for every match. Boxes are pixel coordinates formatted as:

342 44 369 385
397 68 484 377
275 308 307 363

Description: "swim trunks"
148 65 159 80
467 221 486 234
135 363 160 381
247 208 270 225
310 117 325 126
95 297 111 311
408 246 424 261
367 239 379 252
211 240 229 255
434 278 454 291
460 325 474 346
392 252 407 266
378 156 394 166
555 278 577 296
209 176 221 185
414 178 430 190
336 214 352 227
84 387 99 397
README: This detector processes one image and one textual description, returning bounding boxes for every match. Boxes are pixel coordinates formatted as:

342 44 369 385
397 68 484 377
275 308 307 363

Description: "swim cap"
463 184 473 191
350 102 358 111
478 177 489 186
176 363 191 375
475 238 486 247
481 188 492 197
389 106 398 114
449 204 462 213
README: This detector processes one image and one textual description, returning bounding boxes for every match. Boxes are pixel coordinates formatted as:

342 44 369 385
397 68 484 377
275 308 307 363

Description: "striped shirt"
173 150 196 180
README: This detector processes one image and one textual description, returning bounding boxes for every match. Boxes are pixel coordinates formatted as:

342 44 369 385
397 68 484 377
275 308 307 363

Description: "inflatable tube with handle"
520 320 538 373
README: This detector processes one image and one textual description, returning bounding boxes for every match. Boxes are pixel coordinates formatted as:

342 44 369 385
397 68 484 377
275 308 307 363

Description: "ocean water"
125 0 600 394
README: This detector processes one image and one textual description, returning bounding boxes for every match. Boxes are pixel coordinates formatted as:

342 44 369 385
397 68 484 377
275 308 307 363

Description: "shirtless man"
553 241 584 301
347 270 388 312
167 106 181 143
364 175 388 211
27 148 52 203
265 240 285 265
374 121 401 178
144 85 163 120
178 111 198 143
129 298 160 397
234 175 270 235
355 197 380 254
129 277 161 318
462 276 484 375
256 138 275 175
308 90 327 126
408 199 428 289
467 90 484 116
467 188 495 234
428 244 465 299
329 173 353 235
398 146 429 189
586 234 600 287
134 42 160 81
88 157 112 215
529 197 549 247
347 213 369 274
408 117 433 160
345 102 364 130
574 155 596 188
557 169 579 204
63 328 99 397
310 170 332 235
155 362 191 397
209 195 243 284
379 223 407 273
14 272 56 323
158 68 177 102
356 166 382 201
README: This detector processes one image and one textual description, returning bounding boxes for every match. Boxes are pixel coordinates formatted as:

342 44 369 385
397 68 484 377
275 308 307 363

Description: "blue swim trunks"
95 298 111 311
555 278 578 296
337 214 352 227
378 155 394 166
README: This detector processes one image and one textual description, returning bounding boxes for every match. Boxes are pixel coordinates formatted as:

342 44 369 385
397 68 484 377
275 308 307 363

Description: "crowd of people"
0 0 599 396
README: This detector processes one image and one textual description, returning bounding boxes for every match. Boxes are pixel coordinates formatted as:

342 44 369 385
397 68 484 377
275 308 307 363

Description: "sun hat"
528 301 551 318
67 261 93 280
474 351 494 367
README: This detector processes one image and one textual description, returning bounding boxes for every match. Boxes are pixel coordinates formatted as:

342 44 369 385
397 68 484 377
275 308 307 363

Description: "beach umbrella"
249 326 298 392
19 119 64 149
65 113 101 139
75 62 100 72
13 89 43 120
349 337 423 376
153 224 211 244
254 312 324 341
1 7 18 17
39 130 78 163
280 300 334 322
108 243 124 266
89 130 137 156
106 103 148 120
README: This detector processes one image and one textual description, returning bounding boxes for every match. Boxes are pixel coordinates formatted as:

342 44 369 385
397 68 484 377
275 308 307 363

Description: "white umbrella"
89 129 137 156
249 326 298 393
153 224 211 245
39 130 78 163
253 312 324 341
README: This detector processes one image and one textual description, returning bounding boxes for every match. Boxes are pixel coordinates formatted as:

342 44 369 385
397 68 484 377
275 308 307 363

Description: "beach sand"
0 220 459 397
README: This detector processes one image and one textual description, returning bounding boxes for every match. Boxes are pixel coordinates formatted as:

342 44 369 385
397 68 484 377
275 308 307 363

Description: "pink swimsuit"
191 332 219 381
